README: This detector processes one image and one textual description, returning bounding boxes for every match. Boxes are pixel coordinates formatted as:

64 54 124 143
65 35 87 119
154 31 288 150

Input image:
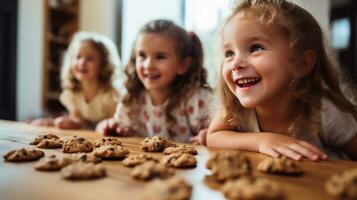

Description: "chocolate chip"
78 138 85 143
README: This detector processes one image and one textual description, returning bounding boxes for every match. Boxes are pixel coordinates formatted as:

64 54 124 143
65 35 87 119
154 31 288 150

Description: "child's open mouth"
77 68 88 74
144 73 161 80
235 78 261 88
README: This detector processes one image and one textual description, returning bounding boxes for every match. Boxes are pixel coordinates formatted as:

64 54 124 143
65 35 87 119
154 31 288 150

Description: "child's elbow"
206 129 216 147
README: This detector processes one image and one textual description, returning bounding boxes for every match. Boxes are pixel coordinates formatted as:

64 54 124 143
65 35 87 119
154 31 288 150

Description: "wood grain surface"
0 120 356 200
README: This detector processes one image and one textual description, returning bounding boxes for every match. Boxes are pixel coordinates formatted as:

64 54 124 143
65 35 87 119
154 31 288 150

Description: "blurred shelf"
42 0 79 115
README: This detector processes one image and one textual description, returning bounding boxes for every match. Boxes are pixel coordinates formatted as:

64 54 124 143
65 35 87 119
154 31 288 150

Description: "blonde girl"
97 19 213 144
32 32 121 129
207 0 357 160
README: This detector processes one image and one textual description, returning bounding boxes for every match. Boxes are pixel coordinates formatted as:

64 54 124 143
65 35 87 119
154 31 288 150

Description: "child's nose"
77 58 85 66
231 64 246 71
231 56 247 71
143 58 154 69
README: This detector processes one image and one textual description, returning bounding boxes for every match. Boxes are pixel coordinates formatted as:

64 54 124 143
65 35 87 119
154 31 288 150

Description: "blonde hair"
123 19 211 136
61 31 121 91
219 0 357 135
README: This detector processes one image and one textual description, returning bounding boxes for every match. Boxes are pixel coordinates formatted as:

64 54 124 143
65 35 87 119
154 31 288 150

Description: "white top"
113 88 214 142
60 88 119 123
239 98 357 160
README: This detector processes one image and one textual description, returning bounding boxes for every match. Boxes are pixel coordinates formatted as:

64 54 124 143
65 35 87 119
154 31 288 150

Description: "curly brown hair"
218 0 357 136
123 19 210 136
61 32 121 92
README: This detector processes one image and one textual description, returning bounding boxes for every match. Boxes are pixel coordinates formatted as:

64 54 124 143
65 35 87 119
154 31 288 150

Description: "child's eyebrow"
246 36 271 44
222 36 272 49
155 51 169 55
222 43 232 49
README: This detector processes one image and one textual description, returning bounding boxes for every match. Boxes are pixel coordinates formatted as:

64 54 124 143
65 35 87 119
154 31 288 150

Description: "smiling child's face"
71 41 101 83
134 33 187 94
221 14 294 109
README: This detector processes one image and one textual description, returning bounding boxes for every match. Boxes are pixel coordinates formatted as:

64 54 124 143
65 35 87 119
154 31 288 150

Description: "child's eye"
224 50 235 58
138 52 146 59
86 56 95 62
249 44 265 53
156 54 167 59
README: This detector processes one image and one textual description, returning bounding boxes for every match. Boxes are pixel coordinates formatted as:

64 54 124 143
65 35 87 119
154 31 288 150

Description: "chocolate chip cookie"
4 148 44 162
76 153 102 163
62 135 93 153
142 177 192 200
61 162 106 180
92 137 122 147
35 154 76 171
131 161 175 180
206 151 252 182
140 136 176 152
163 145 197 155
222 177 283 200
122 153 158 167
325 168 357 199
36 138 63 149
30 133 59 145
161 153 197 168
257 157 303 175
93 145 129 159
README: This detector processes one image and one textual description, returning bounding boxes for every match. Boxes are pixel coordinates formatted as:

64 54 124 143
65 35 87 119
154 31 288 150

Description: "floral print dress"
113 87 214 142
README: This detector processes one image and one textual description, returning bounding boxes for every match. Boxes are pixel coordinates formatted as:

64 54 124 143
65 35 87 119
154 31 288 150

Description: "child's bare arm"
207 110 327 161
54 116 82 129
28 118 54 127
207 109 259 150
341 133 357 160
190 128 208 146
54 110 84 129
95 118 134 137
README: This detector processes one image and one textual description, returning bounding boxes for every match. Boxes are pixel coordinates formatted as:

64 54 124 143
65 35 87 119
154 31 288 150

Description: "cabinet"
42 0 80 116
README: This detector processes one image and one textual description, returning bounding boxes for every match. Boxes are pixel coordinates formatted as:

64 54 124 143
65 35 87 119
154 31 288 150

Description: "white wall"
16 0 44 121
80 0 119 42
232 0 330 34
291 0 330 34
121 0 182 64
231 0 330 33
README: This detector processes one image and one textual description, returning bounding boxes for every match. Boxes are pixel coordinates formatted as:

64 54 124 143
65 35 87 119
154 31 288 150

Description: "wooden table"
0 120 356 200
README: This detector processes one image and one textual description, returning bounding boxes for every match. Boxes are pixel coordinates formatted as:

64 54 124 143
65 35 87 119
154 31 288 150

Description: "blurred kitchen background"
0 0 356 121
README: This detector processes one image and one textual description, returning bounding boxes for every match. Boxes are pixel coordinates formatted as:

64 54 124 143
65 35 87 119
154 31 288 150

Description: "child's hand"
97 118 132 137
54 116 82 129
190 128 208 146
258 133 328 161
28 118 54 127
95 119 110 134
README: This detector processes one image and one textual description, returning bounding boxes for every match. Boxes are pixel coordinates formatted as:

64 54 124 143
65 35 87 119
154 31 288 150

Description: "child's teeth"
237 78 260 87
